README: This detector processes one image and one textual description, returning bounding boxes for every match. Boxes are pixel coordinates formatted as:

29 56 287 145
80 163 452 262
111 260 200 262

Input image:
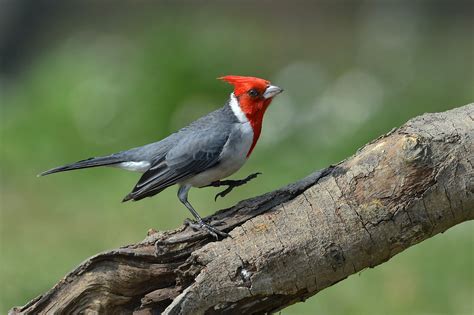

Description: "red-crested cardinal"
40 75 283 238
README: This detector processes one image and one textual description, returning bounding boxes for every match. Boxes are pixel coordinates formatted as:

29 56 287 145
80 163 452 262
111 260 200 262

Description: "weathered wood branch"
10 104 473 315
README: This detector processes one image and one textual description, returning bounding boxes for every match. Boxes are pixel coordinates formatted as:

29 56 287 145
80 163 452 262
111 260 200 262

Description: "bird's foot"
184 218 228 239
208 172 262 201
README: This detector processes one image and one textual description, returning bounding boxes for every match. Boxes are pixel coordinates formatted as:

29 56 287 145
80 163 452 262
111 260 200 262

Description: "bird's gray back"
121 103 238 163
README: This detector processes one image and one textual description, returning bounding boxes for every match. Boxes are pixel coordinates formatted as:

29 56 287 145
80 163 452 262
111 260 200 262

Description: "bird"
39 75 283 238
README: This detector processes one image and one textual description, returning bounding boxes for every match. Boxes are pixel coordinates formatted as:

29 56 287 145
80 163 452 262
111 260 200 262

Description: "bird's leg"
178 185 228 239
206 172 262 201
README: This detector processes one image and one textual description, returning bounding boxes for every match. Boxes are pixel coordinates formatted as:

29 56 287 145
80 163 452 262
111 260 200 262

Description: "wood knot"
324 243 345 271
233 260 255 288
401 136 429 163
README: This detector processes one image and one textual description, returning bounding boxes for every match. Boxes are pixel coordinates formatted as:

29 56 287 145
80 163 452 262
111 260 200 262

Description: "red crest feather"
218 75 270 96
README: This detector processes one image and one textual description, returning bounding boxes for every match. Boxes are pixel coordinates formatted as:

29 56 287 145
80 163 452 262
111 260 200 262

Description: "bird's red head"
219 75 283 156
219 75 283 118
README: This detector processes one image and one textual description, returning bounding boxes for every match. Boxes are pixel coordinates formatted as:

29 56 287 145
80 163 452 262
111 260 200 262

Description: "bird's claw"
213 172 262 201
214 187 233 201
184 218 228 239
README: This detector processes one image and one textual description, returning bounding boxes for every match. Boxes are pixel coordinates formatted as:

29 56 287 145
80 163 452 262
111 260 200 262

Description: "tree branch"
10 104 473 315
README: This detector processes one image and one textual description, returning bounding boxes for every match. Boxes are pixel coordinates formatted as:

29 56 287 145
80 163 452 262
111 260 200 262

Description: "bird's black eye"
248 89 259 97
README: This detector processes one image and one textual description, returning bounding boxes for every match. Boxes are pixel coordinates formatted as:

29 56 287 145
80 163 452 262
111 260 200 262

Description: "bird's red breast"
219 75 275 156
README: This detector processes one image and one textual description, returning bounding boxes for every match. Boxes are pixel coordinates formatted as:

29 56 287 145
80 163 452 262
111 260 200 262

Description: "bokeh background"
1 1 473 314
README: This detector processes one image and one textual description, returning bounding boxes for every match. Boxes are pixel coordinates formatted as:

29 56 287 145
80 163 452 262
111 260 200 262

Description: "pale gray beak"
263 85 283 99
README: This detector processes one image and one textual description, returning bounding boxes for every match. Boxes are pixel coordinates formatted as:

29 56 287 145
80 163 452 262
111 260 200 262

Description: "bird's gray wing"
123 129 230 201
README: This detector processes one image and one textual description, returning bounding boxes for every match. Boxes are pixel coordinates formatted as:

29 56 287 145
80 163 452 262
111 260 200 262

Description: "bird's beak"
263 85 283 99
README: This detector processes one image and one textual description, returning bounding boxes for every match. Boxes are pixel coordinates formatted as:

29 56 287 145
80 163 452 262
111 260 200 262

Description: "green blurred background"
1 1 473 314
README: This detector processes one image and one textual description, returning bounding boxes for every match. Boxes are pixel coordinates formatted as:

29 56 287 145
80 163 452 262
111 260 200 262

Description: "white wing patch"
114 161 151 173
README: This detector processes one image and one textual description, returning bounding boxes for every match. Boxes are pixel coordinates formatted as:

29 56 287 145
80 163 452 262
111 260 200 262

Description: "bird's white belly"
184 122 254 187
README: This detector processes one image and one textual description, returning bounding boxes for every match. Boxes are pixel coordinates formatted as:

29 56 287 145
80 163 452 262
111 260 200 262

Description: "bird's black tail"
38 155 125 177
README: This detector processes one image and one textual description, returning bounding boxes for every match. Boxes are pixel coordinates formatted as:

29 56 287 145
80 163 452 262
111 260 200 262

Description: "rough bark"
10 104 474 315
